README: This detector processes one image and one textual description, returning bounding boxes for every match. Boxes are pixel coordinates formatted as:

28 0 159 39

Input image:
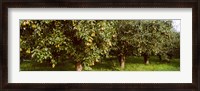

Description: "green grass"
20 60 75 71
20 56 180 71
92 56 180 71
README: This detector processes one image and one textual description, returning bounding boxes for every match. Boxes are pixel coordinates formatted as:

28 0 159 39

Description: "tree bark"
158 54 162 61
167 54 173 59
143 54 149 64
118 55 125 69
75 61 82 71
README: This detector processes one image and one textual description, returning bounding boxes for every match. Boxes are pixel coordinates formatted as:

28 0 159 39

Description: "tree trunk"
158 54 162 61
143 54 149 64
167 54 172 59
75 61 82 71
119 55 125 69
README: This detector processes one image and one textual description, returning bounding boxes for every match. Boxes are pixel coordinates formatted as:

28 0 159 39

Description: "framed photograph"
1 0 199 91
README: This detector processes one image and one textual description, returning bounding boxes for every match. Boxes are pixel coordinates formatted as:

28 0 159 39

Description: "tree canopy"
20 20 180 71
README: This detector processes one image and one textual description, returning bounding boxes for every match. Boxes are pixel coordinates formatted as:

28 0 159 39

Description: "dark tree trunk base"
143 54 149 64
119 55 125 69
75 62 82 71
158 54 162 61
145 60 149 64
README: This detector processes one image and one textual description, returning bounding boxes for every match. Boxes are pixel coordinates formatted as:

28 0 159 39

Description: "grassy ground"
92 56 180 71
20 56 180 71
20 60 75 71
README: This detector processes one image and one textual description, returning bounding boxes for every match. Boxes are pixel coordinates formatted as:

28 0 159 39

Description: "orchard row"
20 20 180 71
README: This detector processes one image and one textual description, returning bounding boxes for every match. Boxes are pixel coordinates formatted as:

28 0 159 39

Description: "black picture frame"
1 0 199 91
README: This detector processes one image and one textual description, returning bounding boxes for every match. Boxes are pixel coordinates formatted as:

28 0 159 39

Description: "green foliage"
20 20 180 71
20 20 116 70
110 20 138 56
109 20 179 65
133 20 175 56
20 20 74 68
69 20 116 70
